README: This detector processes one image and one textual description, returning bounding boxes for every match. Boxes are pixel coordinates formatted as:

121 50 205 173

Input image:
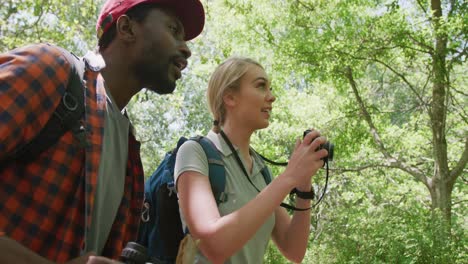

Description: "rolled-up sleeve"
174 140 209 187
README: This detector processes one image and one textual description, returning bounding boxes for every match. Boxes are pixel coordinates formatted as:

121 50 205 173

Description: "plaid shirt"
0 43 144 262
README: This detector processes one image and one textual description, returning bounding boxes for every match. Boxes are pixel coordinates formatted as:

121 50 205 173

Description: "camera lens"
322 142 334 163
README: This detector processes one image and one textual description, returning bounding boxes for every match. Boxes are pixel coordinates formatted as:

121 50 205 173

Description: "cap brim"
165 0 205 41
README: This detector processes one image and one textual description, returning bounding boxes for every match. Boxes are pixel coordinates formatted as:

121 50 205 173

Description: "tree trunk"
428 177 453 226
429 0 452 224
428 2 456 260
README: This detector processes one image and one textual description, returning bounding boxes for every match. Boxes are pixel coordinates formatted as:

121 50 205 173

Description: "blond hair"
207 57 263 133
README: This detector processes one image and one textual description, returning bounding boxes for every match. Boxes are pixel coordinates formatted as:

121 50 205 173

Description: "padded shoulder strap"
191 136 227 205
255 152 272 185
260 166 272 185
11 45 86 161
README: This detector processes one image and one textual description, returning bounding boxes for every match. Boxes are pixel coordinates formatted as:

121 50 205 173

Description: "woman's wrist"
277 171 298 192
295 196 311 210
295 186 311 192
292 186 315 200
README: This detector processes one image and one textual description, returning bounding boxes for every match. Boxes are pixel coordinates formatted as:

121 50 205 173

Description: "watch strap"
291 187 315 200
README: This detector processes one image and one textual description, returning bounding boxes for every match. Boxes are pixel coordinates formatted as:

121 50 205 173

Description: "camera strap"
219 130 310 211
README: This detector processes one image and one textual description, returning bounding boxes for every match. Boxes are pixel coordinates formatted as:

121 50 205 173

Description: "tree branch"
406 32 434 53
450 137 468 182
452 199 468 206
331 47 430 113
373 58 430 112
344 66 390 157
295 0 315 12
343 66 429 186
335 161 430 185
447 44 468 70
448 0 456 18
33 1 48 42
416 0 429 16
448 88 468 125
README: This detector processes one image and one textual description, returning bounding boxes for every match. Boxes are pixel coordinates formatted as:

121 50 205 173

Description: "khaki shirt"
175 130 275 264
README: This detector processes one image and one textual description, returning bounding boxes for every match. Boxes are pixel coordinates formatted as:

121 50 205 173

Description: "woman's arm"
176 131 327 263
177 169 296 263
271 197 312 263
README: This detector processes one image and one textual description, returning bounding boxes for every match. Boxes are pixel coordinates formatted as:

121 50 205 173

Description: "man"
0 0 205 263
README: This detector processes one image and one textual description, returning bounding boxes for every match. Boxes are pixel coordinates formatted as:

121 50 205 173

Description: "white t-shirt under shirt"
174 130 275 264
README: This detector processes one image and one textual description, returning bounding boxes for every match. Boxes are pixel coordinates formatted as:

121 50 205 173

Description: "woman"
174 57 328 263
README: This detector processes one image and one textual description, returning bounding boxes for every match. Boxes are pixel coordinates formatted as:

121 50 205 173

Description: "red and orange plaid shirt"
0 43 144 262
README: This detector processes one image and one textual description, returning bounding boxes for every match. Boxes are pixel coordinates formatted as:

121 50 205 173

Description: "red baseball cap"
96 0 205 41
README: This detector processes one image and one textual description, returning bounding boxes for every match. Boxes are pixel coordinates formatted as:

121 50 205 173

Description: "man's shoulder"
2 43 77 80
8 43 69 61
0 44 76 160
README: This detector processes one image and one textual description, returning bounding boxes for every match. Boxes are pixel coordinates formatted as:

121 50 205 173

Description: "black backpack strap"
260 166 272 185
9 45 86 162
251 150 273 185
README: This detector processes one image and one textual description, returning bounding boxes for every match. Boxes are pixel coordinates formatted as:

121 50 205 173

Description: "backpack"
136 136 273 263
1 44 86 164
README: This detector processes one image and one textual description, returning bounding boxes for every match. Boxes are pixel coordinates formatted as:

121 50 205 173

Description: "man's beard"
134 58 176 94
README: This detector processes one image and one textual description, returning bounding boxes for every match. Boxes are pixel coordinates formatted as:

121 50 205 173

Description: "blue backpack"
136 136 272 263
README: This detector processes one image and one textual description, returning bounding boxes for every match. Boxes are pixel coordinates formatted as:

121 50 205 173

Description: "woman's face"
228 64 276 130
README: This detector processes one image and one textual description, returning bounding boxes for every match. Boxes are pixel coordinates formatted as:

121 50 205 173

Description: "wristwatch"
291 187 315 200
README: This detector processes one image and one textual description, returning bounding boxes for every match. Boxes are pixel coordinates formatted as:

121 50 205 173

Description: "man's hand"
86 256 123 264
64 252 96 264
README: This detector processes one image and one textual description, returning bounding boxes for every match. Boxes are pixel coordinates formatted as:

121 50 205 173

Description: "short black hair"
98 3 160 51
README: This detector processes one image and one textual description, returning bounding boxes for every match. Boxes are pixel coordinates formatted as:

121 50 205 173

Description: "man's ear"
115 15 136 42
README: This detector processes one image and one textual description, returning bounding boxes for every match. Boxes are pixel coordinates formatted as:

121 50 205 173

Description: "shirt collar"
206 130 233 156
83 50 106 72
206 130 262 159
206 131 266 175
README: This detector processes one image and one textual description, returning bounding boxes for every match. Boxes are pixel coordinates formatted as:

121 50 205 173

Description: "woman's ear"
223 91 237 108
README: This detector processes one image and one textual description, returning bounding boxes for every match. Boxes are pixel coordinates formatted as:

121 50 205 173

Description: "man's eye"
169 25 178 33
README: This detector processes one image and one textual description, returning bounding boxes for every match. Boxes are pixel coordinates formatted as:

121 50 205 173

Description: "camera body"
303 129 334 163
120 242 151 264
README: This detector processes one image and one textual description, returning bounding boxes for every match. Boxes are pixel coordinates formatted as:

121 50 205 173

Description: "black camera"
303 129 334 163
120 242 150 264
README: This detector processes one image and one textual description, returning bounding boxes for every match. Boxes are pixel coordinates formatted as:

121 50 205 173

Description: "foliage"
200 0 467 262
0 0 100 54
1 0 466 263
307 169 467 263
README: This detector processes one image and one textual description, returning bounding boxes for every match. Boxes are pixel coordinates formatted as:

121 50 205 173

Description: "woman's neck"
221 123 252 160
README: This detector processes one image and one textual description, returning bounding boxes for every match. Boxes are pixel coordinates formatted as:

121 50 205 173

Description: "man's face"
132 8 191 94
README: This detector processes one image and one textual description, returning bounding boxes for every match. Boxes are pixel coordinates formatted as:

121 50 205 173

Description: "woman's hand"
283 129 328 188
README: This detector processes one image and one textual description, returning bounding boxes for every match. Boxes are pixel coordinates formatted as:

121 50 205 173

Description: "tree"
213 0 466 260
0 0 99 53
2 0 466 262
